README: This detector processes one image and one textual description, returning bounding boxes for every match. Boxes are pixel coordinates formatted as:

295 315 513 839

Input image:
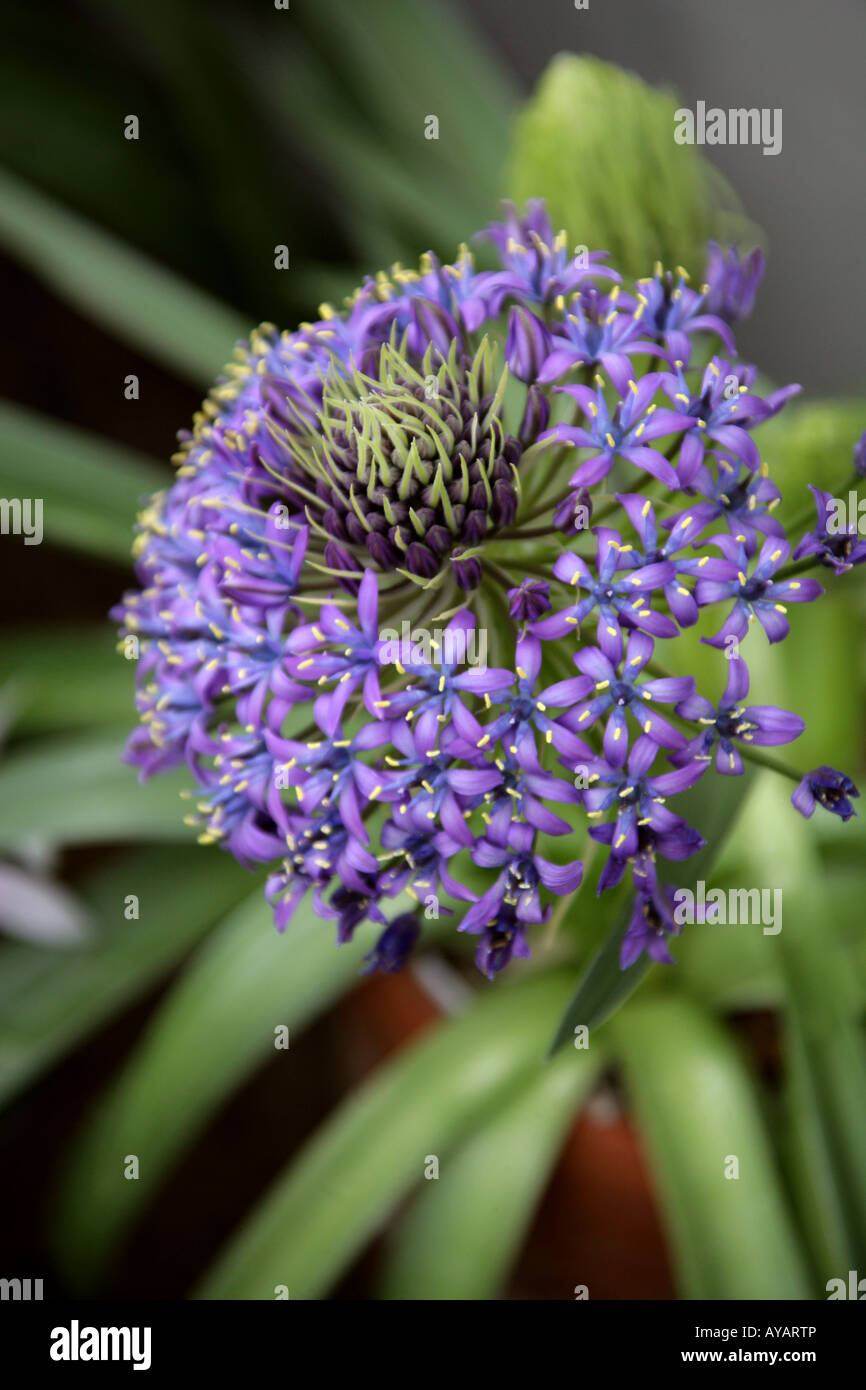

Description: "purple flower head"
113 200 849 982
792 767 859 822
854 429 866 480
703 243 766 323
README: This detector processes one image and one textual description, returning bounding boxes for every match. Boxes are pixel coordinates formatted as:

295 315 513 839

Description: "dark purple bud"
492 478 518 527
508 577 551 623
463 509 488 545
506 305 551 383
405 541 439 579
554 487 592 535
450 549 482 590
366 532 400 568
425 524 453 557
854 429 866 479
519 383 551 447
323 540 360 594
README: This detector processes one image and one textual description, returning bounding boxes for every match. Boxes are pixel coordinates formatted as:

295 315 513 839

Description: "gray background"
467 0 865 395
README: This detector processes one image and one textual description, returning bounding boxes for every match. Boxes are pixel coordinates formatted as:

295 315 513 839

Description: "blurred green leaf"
196 969 573 1300
612 994 811 1299
0 845 250 1106
0 400 163 562
507 55 752 280
0 627 132 734
0 166 247 383
379 1042 602 1299
740 778 866 1277
759 399 865 528
0 731 192 849
53 894 416 1288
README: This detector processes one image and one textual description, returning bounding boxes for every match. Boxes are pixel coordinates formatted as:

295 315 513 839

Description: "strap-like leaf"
612 993 811 1299
379 1043 603 1299
196 970 574 1300
0 167 247 383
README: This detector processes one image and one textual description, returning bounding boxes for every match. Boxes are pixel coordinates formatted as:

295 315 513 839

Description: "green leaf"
507 55 753 280
0 166 247 383
612 994 812 1299
0 400 163 562
379 1042 603 1300
547 910 650 1054
0 627 133 734
196 969 574 1300
740 778 866 1274
0 846 249 1107
0 730 193 849
52 894 402 1288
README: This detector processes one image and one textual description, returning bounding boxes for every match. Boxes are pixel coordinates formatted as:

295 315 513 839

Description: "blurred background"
0 0 864 1301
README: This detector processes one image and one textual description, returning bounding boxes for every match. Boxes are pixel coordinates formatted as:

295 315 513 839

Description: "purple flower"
460 823 583 977
672 655 804 774
560 630 694 763
620 884 681 968
659 357 775 482
285 569 388 735
581 734 706 861
633 263 736 363
507 577 551 624
539 284 666 387
677 454 784 549
854 429 866 479
533 528 678 662
703 242 765 324
792 767 859 822
476 200 618 313
465 633 594 768
698 534 824 646
506 305 551 382
793 485 866 574
542 373 682 490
